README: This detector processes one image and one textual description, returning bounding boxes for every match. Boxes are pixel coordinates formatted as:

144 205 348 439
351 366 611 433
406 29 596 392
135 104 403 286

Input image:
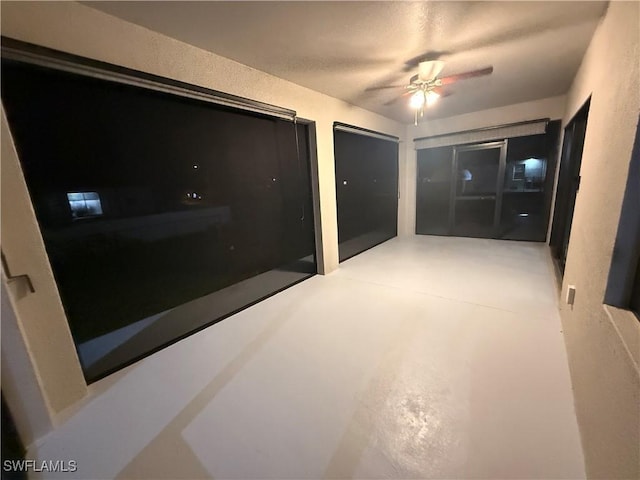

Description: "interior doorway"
549 99 591 273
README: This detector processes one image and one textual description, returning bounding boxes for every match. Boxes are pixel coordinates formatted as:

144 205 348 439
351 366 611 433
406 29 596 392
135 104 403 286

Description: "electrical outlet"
566 285 576 305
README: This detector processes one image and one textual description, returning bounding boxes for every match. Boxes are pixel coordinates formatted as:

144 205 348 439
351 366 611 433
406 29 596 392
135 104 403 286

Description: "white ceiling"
85 1 607 124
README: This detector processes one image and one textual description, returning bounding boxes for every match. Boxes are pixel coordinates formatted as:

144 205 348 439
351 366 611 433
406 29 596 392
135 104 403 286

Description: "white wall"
556 2 640 478
398 95 566 236
0 0 406 443
1 283 53 445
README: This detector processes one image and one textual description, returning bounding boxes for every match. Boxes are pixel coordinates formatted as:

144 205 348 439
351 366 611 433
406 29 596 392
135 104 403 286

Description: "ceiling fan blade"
439 66 493 86
365 51 448 93
384 90 414 106
432 87 453 98
403 51 449 71
365 84 407 92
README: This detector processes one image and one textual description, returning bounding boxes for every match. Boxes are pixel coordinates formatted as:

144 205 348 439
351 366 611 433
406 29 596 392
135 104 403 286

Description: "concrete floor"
30 236 585 479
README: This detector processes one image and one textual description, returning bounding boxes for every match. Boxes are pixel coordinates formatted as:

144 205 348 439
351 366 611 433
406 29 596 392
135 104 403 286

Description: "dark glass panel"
452 198 496 238
631 259 640 318
416 146 452 235
550 103 589 270
334 129 398 261
455 147 500 196
499 134 549 241
451 146 501 238
1 394 26 480
1 59 316 382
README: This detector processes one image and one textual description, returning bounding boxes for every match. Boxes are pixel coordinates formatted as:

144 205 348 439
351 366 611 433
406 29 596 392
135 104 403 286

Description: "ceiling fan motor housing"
418 60 445 82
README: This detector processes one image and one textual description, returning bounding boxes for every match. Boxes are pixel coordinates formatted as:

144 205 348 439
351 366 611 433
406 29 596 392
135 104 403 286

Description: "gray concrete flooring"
31 235 584 479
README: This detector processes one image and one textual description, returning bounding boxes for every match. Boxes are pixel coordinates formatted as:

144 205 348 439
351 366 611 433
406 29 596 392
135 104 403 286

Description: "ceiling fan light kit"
410 89 426 109
408 61 445 125
410 88 441 125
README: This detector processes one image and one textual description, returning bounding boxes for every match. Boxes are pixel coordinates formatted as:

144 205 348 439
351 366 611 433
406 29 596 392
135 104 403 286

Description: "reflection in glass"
2 59 316 382
455 147 500 196
505 158 546 192
499 134 552 241
67 192 103 219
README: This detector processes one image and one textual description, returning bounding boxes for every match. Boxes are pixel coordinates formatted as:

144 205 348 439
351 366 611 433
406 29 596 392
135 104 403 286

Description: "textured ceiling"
85 1 607 124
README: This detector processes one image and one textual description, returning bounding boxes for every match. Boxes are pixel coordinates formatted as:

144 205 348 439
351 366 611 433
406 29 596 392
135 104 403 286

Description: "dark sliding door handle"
1 251 35 293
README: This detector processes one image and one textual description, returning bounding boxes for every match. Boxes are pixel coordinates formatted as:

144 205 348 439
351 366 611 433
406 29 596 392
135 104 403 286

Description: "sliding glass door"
416 123 560 242
550 101 590 272
334 125 399 261
416 146 452 235
451 142 506 238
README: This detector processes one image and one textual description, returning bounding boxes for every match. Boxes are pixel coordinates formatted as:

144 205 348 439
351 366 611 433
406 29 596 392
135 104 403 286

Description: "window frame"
604 115 640 319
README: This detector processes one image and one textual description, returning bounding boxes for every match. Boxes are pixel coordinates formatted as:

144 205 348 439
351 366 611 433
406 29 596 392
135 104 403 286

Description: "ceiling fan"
367 60 493 124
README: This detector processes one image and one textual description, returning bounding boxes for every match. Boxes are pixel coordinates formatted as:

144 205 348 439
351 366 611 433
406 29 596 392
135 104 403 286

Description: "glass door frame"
549 98 590 273
449 140 508 236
